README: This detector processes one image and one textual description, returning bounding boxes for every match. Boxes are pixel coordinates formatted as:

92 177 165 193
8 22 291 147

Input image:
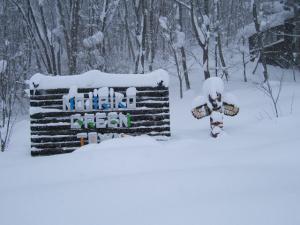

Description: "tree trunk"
148 0 155 72
190 0 210 80
203 45 210 79
140 0 147 74
69 0 80 74
178 3 190 90
242 37 247 82
252 3 268 82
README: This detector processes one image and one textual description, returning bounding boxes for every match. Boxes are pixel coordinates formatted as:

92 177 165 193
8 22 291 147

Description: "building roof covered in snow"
28 69 169 89
237 2 294 39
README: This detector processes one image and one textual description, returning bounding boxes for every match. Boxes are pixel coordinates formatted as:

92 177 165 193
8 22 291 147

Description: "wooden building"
248 3 299 68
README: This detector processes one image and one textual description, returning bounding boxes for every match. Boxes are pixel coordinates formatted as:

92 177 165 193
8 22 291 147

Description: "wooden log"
30 114 170 124
31 126 170 136
30 108 170 119
31 141 83 149
31 148 75 156
31 124 170 132
31 121 170 132
31 131 171 144
30 96 169 103
30 86 168 96
30 101 169 109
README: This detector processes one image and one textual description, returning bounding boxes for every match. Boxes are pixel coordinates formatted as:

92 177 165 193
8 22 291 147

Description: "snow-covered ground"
1 61 300 225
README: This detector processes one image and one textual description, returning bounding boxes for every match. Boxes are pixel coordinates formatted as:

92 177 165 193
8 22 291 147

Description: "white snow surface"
98 87 109 96
2 61 300 225
29 107 61 115
223 92 239 105
159 16 168 30
29 69 169 89
0 59 7 73
126 87 137 96
191 95 207 108
68 85 78 98
202 76 224 98
174 30 185 48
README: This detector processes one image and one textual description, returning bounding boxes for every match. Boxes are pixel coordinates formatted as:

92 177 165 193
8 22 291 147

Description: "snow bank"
223 93 239 106
29 69 169 89
77 135 161 153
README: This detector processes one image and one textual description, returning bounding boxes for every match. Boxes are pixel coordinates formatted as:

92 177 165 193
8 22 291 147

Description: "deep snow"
1 60 300 225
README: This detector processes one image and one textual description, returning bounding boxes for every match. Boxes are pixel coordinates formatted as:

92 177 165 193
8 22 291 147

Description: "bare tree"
190 0 210 80
258 76 283 118
159 5 187 98
252 1 269 82
178 2 190 90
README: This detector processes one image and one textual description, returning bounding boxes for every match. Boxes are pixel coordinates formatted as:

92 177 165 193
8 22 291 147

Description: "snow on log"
28 69 169 90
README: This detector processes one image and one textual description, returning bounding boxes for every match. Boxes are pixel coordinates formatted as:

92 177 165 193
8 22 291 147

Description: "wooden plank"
31 126 170 136
31 149 75 156
31 141 82 149
30 108 170 119
30 90 169 98
30 86 168 96
31 121 169 131
29 101 169 108
31 132 171 143
31 124 170 132
30 94 170 101
30 114 170 124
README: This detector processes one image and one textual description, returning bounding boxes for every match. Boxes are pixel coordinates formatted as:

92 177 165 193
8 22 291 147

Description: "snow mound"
77 135 161 152
29 69 169 89
223 93 239 106
191 95 207 108
202 77 224 99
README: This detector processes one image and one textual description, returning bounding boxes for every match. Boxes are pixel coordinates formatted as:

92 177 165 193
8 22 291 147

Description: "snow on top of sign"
98 87 109 96
202 77 224 99
68 86 78 98
29 69 169 89
126 87 137 96
30 107 61 115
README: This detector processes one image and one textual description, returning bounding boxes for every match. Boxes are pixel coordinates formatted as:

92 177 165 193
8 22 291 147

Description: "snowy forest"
1 1 300 224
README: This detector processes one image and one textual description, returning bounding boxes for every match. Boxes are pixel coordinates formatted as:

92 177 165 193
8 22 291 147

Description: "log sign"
29 69 170 156
62 86 137 145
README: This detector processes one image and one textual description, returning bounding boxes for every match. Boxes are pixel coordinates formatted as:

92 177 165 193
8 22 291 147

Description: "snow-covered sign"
29 70 170 156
